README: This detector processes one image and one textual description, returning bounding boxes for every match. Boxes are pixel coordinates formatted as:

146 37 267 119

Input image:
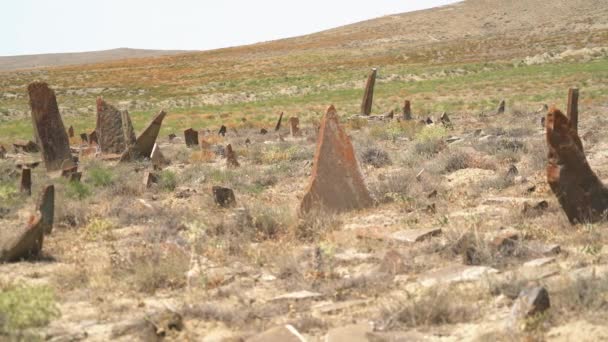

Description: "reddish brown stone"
88 131 98 145
27 82 74 171
67 126 74 138
80 133 88 144
0 212 44 262
225 144 240 168
96 97 136 154
289 117 301 137
567 88 579 132
361 68 377 116
120 110 167 161
546 107 608 223
20 168 32 196
184 128 199 147
403 100 412 120
300 105 373 214
275 112 284 131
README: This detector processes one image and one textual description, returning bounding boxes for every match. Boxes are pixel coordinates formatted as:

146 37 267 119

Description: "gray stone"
389 228 442 243
419 265 499 287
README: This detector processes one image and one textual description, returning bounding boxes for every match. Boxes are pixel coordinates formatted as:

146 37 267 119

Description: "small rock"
511 287 550 320
212 186 236 208
389 228 442 243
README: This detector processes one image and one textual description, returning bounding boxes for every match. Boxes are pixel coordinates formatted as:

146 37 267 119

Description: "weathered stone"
225 144 239 168
440 112 451 127
0 212 44 262
28 82 74 171
511 287 550 320
79 133 88 144
403 100 412 120
272 290 322 301
426 117 434 125
218 125 227 136
61 165 78 179
20 168 32 196
184 128 199 147
326 323 373 342
522 200 549 217
120 110 167 161
289 117 301 137
260 128 268 135
300 105 373 214
497 99 506 114
96 97 137 154
246 325 306 342
13 140 39 153
361 68 377 115
384 110 394 120
275 112 284 131
38 185 54 235
143 171 159 189
88 130 98 145
419 265 499 287
67 126 74 138
546 107 608 223
389 228 442 243
245 138 251 145
150 144 169 170
168 133 177 141
212 186 236 208
567 88 579 132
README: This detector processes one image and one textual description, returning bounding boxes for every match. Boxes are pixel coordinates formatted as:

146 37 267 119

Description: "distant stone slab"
120 110 167 161
419 265 499 287
300 105 373 214
361 68 377 116
96 97 136 154
27 82 74 171
272 290 323 301
184 128 199 147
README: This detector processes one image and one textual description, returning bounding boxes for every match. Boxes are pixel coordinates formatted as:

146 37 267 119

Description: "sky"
2 0 460 57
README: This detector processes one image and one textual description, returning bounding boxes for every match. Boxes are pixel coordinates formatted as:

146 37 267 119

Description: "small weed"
65 181 91 200
87 166 114 187
83 218 115 241
159 170 177 192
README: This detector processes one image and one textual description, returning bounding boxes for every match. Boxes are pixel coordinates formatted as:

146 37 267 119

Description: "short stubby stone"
120 110 167 161
27 82 74 171
403 100 412 120
289 117 301 137
300 105 373 214
218 125 227 136
143 171 159 189
497 99 506 114
225 144 240 168
95 97 136 154
184 128 199 147
212 186 236 208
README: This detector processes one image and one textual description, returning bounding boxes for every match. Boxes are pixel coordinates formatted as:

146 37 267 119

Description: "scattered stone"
143 171 159 189
524 257 556 268
150 144 169 170
13 140 39 153
360 68 377 116
67 126 74 138
300 105 373 214
28 82 74 171
168 133 177 141
325 323 373 342
37 185 54 235
289 117 302 137
272 290 322 301
225 144 240 168
419 265 499 287
546 106 608 223
0 212 44 262
184 128 199 147
120 110 167 161
511 287 550 320
440 112 451 126
246 325 306 342
144 309 184 339
389 228 442 243
497 99 506 115
260 128 268 135
218 125 227 136
403 100 412 120
20 168 32 196
275 112 284 131
490 230 520 256
212 186 236 208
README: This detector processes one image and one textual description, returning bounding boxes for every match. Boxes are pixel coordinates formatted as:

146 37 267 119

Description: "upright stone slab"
567 88 579 133
300 105 374 214
120 110 167 161
360 68 377 116
546 106 608 223
67 126 74 138
38 185 54 235
20 168 32 196
0 145 6 159
275 112 284 131
225 144 240 168
80 133 88 144
96 97 136 154
0 212 44 262
27 82 74 171
403 100 412 120
289 117 301 137
497 100 506 115
89 131 98 146
184 128 199 147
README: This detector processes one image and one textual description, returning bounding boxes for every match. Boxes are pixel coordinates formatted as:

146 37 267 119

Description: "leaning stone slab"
96 97 136 154
274 112 284 131
246 325 306 342
0 212 44 262
272 290 323 301
27 82 74 171
300 105 373 214
120 111 167 161
361 68 377 115
419 265 498 287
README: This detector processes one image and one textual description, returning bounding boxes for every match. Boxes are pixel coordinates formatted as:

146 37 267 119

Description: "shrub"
0 283 60 334
88 166 114 187
83 218 115 241
159 170 177 192
65 181 91 200
360 147 392 168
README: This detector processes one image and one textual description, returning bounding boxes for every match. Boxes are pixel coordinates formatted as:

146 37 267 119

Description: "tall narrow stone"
96 97 136 154
218 125 227 137
184 128 199 147
360 68 377 116
403 100 412 120
497 100 506 115
300 105 374 214
226 144 240 168
27 82 74 171
567 88 579 133
546 107 608 223
120 110 167 161
20 168 32 196
38 185 54 235
275 112 284 131
289 117 301 137
0 145 6 159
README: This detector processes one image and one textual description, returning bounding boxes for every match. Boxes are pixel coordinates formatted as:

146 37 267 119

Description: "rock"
274 112 284 131
150 144 169 170
272 290 322 301
20 168 31 196
143 171 159 189
490 230 520 256
523 257 556 268
522 200 549 217
168 133 177 141
80 133 88 144
260 128 268 135
511 287 550 320
144 309 184 338
12 140 39 154
425 117 434 125
61 165 79 180
325 323 373 342
37 185 54 235
289 117 302 137
440 112 451 127
225 144 240 168
361 68 377 116
218 125 227 136
402 100 412 120
300 105 373 214
184 128 199 147
246 325 306 342
27 82 74 171
88 130 99 146
212 186 236 208
546 107 608 223
419 265 498 287
389 228 442 243
497 99 506 114
0 212 44 262
384 110 394 120
67 125 74 138
95 97 137 154
507 164 518 177
120 110 167 161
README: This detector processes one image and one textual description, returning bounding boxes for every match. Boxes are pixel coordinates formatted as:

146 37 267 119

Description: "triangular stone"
96 97 136 154
300 105 373 214
38 185 55 235
0 212 44 262
27 82 74 171
120 110 167 161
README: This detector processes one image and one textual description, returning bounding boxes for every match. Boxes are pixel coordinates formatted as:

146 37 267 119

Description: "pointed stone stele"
361 68 377 116
38 185 54 235
300 105 374 214
120 110 167 162
20 168 32 196
546 106 608 223
289 117 301 137
184 128 199 147
27 82 74 171
0 212 44 262
403 100 412 120
151 144 169 170
275 112 284 131
260 128 268 135
225 144 240 168
497 99 506 115
95 97 136 154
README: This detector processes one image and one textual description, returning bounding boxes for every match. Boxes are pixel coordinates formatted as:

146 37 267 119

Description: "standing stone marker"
38 185 55 235
0 212 45 262
300 105 374 214
151 143 169 170
120 110 167 161
80 133 88 144
67 126 74 138
88 131 99 146
212 186 236 208
567 88 579 132
0 145 6 159
20 168 32 196
184 128 199 147
27 82 74 171
289 117 301 137
403 100 412 120
226 144 240 168
218 125 227 137
275 112 284 131
96 97 136 154
360 68 377 116
497 100 506 115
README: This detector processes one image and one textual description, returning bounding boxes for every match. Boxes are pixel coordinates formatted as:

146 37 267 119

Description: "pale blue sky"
2 0 460 56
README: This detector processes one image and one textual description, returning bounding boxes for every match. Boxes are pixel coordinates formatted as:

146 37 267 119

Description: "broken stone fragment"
260 128 268 135
403 100 412 120
67 126 74 138
0 212 44 262
184 128 199 147
218 125 227 136
274 112 284 131
79 133 88 144
150 144 169 170
143 171 159 189
120 110 167 162
212 186 236 208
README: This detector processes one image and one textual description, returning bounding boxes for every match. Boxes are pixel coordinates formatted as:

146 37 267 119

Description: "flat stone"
246 325 305 342
389 228 442 243
312 299 369 314
524 257 556 268
325 323 373 342
419 265 499 287
272 290 322 301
